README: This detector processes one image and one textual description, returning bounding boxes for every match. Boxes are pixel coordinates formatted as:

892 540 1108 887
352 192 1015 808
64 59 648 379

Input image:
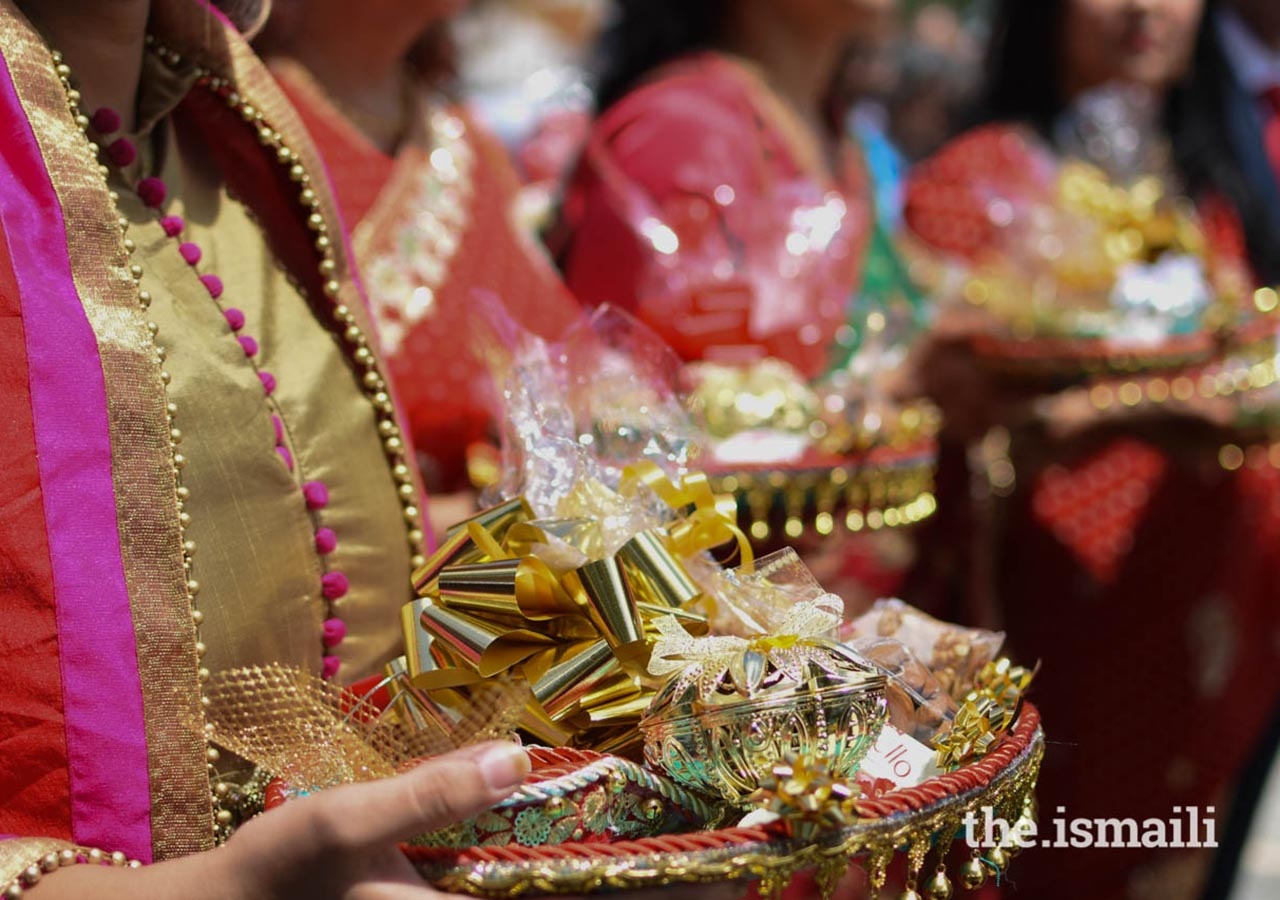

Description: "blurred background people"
454 0 604 186
256 0 582 513
549 0 937 618
887 2 983 164
552 0 886 378
829 0 907 230
903 1 1280 897
1192 0 1280 285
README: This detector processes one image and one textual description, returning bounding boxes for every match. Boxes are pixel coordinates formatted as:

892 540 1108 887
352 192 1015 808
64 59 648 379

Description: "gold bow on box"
395 466 749 756
932 658 1036 770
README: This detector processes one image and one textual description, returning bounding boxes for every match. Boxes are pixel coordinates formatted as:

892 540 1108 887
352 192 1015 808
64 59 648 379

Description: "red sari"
905 124 1280 899
555 52 872 381
275 64 582 490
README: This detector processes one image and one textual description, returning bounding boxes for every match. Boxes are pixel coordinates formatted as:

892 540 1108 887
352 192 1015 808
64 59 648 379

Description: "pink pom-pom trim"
105 139 136 167
136 177 167 209
321 655 341 680
321 571 350 601
160 215 185 237
258 371 276 395
275 445 294 472
322 618 347 648
271 414 285 444
178 242 202 265
237 335 259 357
223 307 245 331
90 108 121 135
303 481 329 509
314 527 338 554
201 274 225 299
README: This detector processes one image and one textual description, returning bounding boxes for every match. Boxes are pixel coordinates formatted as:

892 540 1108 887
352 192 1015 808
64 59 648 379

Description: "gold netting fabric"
203 664 529 792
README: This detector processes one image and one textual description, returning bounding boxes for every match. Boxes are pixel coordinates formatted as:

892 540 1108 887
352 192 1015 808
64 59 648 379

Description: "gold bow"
399 490 719 754
747 753 861 842
932 658 1036 770
621 461 754 572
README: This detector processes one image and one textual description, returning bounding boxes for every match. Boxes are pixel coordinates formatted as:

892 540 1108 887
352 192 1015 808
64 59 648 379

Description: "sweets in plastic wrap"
847 636 957 744
845 598 1004 700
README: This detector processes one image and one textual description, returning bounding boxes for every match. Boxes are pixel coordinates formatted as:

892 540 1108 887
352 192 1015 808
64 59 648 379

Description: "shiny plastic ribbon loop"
438 557 581 620
622 461 754 571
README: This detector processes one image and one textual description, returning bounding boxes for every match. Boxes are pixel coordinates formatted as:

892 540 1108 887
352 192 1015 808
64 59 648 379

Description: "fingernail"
476 742 530 792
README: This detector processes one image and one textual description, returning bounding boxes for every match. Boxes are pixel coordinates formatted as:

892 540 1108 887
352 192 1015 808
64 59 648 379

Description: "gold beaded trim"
164 46 429 573
712 459 937 543
3 847 142 899
46 33 434 847
45 42 227 841
1068 357 1279 415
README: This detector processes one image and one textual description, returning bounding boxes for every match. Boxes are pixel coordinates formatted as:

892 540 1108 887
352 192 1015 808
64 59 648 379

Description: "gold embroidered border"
418 729 1044 898
0 1 212 859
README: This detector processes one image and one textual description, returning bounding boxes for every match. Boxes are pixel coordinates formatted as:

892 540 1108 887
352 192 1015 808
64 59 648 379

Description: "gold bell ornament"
925 866 954 900
958 854 986 890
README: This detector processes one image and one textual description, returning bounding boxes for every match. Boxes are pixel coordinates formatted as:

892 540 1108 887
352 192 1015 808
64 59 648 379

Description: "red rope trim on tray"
404 704 1041 867
1233 315 1280 348
406 826 781 866
851 705 1039 818
706 441 938 476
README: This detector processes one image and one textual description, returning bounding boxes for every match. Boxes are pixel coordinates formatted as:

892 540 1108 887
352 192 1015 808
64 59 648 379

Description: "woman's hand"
31 742 750 900
219 741 531 899
31 742 532 899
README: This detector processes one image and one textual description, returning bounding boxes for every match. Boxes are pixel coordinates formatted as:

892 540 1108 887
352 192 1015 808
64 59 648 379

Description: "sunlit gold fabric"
112 71 411 686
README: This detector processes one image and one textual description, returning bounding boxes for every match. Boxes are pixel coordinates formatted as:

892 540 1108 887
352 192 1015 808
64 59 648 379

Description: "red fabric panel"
557 59 787 319
282 81 581 490
0 224 73 841
903 124 1045 263
280 81 394 229
556 54 869 380
386 121 580 489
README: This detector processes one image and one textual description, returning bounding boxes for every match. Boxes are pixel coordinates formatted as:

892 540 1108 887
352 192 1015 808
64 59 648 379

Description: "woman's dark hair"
593 0 726 112
1169 1 1280 283
981 0 1280 281
979 0 1067 129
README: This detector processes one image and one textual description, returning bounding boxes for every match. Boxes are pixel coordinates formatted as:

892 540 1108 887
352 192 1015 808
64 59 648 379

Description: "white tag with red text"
860 724 942 788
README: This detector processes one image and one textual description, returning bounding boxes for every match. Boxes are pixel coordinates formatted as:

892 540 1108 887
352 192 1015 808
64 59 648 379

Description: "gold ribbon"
932 658 1036 769
748 754 861 842
438 557 580 620
401 494 716 749
619 466 747 570
622 462 754 572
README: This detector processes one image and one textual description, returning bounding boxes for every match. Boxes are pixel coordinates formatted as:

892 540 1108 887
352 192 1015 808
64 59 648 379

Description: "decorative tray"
708 441 938 544
969 330 1218 383
409 705 1043 897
